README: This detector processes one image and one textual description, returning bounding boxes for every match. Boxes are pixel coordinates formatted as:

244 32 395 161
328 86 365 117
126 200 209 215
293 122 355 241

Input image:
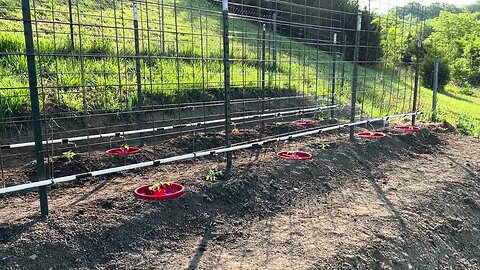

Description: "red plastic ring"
293 119 315 127
277 151 312 160
134 183 185 201
357 132 386 139
394 126 420 132
221 129 247 136
106 146 140 155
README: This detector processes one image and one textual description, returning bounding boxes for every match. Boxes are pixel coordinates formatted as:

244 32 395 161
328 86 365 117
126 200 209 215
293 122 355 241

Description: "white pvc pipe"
3 105 337 149
0 112 419 195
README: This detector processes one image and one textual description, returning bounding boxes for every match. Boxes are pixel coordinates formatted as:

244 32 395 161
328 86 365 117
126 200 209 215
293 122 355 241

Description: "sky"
361 0 477 13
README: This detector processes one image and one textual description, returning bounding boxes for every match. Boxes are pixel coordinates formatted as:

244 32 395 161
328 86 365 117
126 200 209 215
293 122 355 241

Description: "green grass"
418 85 480 136
0 0 478 135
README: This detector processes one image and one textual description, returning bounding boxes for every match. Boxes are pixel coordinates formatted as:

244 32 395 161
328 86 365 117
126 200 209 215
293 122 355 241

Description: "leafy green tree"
420 45 449 90
396 1 461 20
426 11 480 86
427 11 480 60
375 11 420 68
464 1 480 13
462 37 480 86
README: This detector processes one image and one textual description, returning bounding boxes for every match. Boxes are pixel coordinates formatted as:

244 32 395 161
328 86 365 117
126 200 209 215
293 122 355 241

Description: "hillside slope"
0 0 478 135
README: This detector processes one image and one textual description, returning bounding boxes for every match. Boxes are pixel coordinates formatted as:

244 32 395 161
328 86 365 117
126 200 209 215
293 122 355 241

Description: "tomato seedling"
62 150 77 162
205 169 223 183
148 181 172 191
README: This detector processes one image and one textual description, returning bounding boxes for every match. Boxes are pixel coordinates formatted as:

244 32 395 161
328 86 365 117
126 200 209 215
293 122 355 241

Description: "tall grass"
0 0 414 122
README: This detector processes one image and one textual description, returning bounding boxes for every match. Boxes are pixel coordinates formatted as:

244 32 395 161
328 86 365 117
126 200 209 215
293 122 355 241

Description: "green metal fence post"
22 0 48 217
272 12 277 70
340 34 347 90
261 23 266 132
331 33 337 119
432 57 439 122
67 0 74 50
349 12 362 141
412 35 422 126
222 0 232 170
134 3 143 107
133 3 144 146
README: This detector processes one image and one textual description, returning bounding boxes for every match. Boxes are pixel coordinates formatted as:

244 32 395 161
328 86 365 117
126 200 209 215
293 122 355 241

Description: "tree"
375 10 421 68
464 1 480 13
420 46 449 90
426 11 480 86
426 11 480 60
396 1 461 20
462 37 480 86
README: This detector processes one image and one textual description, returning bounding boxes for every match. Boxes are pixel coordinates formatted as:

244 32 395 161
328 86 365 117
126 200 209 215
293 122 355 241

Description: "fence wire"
0 0 425 215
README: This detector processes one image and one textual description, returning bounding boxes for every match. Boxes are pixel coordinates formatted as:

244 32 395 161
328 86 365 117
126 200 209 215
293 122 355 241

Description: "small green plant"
205 169 223 183
457 115 475 136
62 150 77 161
275 122 284 127
459 88 475 96
231 122 240 135
148 181 172 191
319 143 329 150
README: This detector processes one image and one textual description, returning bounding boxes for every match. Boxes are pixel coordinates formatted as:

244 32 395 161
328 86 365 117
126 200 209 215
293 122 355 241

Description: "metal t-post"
261 24 266 132
349 12 362 141
22 0 48 216
133 3 144 145
331 33 337 119
432 57 439 122
412 35 422 126
134 3 142 106
222 0 232 170
272 12 277 71
340 34 347 90
67 0 74 50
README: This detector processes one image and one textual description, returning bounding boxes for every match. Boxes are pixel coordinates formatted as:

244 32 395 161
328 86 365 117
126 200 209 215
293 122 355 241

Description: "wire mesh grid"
0 0 424 205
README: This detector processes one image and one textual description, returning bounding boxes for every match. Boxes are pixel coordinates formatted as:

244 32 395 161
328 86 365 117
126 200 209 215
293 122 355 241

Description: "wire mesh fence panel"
0 0 426 214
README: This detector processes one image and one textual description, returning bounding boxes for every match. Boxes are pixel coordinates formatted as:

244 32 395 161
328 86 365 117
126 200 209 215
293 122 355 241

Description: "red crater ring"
394 126 420 132
293 119 315 127
106 147 141 155
134 183 185 201
357 132 386 139
277 151 312 160
221 129 247 136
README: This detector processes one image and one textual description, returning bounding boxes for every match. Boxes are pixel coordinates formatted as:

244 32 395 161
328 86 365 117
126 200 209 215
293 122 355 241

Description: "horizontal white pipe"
0 112 420 195
3 105 337 150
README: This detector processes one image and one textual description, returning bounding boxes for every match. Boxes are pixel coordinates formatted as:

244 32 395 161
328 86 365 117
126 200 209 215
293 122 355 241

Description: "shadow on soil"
1 129 445 268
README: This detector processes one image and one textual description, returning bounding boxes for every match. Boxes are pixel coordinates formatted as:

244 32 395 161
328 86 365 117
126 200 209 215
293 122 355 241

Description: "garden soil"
0 126 479 269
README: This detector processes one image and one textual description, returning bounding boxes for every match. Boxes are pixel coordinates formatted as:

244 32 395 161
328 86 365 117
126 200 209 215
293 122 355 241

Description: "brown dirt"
0 118 332 187
0 127 479 269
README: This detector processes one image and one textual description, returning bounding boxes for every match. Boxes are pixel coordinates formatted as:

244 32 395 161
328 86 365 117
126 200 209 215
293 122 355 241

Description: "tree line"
221 0 480 91
388 1 480 90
